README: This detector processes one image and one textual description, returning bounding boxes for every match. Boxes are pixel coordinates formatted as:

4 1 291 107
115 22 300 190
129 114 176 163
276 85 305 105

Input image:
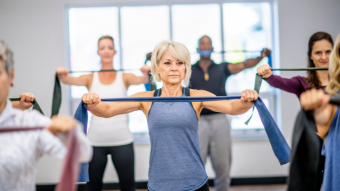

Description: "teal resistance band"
10 98 44 115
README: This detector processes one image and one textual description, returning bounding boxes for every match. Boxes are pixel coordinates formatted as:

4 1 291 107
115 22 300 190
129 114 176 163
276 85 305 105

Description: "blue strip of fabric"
74 96 291 181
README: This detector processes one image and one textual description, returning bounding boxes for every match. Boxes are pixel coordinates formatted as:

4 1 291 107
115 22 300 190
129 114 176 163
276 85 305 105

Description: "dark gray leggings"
87 143 135 191
195 181 210 191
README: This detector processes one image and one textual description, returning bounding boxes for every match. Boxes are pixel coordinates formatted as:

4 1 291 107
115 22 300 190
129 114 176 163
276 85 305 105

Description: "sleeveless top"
147 87 208 191
87 72 133 146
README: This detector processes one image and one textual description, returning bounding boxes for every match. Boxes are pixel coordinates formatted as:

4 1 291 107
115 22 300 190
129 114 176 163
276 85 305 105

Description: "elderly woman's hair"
151 41 191 86
326 33 340 95
98 35 114 47
0 40 14 76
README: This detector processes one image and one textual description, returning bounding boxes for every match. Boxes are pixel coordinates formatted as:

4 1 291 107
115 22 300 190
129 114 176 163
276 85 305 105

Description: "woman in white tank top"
56 35 150 191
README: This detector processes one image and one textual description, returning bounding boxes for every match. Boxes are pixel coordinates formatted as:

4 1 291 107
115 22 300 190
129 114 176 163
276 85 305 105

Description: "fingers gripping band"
10 98 44 115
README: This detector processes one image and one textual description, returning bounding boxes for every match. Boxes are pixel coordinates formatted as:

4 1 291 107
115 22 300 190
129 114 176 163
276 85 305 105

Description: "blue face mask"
197 50 213 56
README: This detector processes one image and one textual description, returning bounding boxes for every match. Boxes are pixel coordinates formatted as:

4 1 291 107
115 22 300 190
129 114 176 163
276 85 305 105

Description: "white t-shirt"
0 100 92 191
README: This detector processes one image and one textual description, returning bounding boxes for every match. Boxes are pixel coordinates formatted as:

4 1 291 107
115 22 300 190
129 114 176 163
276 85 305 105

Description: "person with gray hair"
0 40 93 191
82 41 259 191
0 40 42 110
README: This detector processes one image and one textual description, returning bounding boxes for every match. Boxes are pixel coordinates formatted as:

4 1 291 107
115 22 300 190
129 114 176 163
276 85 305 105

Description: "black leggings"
87 143 135 191
195 181 209 191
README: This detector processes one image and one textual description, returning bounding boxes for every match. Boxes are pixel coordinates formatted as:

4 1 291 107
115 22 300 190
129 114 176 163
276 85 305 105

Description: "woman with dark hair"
300 33 340 191
56 35 149 191
257 31 333 99
258 31 333 189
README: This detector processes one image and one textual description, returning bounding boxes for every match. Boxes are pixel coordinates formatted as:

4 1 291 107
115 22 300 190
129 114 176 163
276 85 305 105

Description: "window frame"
63 0 281 141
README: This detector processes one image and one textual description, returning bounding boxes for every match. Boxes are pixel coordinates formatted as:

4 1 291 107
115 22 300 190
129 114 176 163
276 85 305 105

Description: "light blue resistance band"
74 96 290 182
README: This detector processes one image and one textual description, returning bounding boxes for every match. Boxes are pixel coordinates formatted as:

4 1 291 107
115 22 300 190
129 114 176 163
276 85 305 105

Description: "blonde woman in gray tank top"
56 36 150 191
82 41 259 191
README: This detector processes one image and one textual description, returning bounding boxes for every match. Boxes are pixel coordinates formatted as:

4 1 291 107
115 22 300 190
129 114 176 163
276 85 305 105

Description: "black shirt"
189 61 232 115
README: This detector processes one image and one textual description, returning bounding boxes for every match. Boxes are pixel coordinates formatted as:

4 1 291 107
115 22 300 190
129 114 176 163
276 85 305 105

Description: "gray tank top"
147 87 208 191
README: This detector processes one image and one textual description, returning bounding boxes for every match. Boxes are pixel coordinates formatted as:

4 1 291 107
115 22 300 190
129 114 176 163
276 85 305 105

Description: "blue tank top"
147 87 208 191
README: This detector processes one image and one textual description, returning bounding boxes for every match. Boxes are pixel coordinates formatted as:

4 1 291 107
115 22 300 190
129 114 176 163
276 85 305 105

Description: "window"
66 1 278 138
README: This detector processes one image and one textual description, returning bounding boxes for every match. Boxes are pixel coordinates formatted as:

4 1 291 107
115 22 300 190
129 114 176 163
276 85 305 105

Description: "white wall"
1 0 340 185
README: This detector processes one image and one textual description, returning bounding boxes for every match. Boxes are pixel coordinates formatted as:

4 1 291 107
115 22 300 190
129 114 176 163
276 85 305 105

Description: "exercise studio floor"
109 184 287 191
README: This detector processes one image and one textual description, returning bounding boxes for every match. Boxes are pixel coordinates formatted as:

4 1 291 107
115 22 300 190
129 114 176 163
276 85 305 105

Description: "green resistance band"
245 67 328 125
10 98 44 115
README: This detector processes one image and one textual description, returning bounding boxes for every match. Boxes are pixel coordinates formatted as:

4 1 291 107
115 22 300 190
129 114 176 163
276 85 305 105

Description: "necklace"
204 73 209 81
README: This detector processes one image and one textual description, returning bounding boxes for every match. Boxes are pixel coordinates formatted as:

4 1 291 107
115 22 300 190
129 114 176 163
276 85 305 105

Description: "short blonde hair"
326 33 340 95
150 41 191 86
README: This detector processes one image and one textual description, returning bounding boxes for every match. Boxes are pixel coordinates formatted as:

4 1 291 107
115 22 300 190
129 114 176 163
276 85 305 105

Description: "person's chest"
0 132 40 183
191 65 227 90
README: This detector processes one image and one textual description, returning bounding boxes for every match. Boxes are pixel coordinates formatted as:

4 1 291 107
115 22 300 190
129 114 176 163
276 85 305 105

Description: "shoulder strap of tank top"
185 87 190 96
153 89 161 97
183 87 194 108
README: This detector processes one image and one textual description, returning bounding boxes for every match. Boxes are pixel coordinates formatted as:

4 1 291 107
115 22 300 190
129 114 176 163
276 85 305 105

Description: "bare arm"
314 105 337 138
56 67 91 87
228 48 271 74
123 65 150 87
82 91 151 118
192 89 257 116
300 89 335 139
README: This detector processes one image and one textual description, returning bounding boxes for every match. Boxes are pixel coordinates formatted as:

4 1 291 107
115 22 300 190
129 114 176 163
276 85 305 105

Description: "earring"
10 83 13 87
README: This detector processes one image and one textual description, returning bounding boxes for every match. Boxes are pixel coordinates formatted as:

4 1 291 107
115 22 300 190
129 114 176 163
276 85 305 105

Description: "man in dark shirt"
190 35 270 191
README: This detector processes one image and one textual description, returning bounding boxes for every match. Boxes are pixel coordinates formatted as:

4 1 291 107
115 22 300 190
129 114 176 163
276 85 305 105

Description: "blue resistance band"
144 58 151 91
74 96 290 182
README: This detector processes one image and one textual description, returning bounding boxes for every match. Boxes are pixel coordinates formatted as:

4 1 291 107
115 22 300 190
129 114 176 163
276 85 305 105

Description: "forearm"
228 100 254 115
60 76 86 86
244 56 263 68
205 100 254 115
88 102 112 118
314 104 333 126
141 73 149 84
314 105 336 138
134 73 149 85
264 75 302 96
89 101 140 118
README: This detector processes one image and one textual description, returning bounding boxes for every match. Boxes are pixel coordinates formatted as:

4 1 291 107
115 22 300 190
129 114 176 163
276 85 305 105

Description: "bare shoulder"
129 90 155 98
190 89 216 97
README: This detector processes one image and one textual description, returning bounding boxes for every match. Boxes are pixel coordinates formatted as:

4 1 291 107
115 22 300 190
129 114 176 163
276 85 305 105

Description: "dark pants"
87 143 135 191
195 181 210 191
